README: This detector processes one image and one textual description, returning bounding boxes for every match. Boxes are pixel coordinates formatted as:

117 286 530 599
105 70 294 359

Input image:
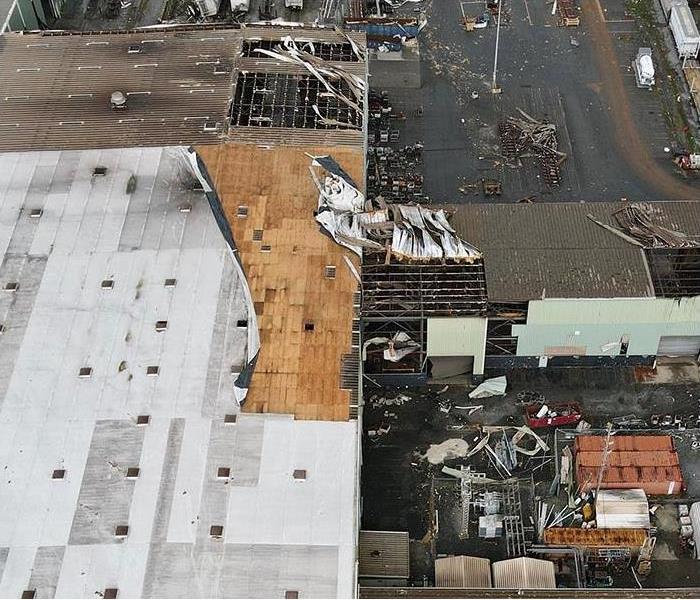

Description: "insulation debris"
468 376 507 399
310 156 482 261
424 438 470 465
362 331 420 362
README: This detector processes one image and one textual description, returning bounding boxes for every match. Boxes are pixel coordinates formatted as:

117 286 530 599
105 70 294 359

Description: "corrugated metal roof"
491 557 556 589
435 556 492 588
359 531 410 578
543 527 648 548
596 489 651 529
575 435 675 452
0 26 366 152
575 435 684 495
447 202 700 301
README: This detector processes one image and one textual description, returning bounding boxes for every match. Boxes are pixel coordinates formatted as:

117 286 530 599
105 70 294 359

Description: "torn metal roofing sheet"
312 156 481 262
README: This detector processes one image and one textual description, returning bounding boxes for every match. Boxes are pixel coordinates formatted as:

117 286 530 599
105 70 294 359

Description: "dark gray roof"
0 26 366 152
448 202 700 302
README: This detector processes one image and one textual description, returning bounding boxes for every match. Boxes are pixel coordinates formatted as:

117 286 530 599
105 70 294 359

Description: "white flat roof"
0 147 358 598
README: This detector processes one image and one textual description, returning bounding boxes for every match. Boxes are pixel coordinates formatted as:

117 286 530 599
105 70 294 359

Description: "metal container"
690 503 700 558
670 3 700 58
543 527 647 550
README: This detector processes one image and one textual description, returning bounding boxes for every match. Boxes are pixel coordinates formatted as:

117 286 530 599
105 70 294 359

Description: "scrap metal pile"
367 91 425 203
309 155 480 261
499 109 567 186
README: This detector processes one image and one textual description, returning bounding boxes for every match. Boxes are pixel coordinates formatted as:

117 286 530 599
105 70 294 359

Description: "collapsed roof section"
310 155 482 262
232 36 365 131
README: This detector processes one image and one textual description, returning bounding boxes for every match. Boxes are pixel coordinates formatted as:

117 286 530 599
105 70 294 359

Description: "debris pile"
499 109 567 186
557 0 580 26
613 203 698 248
309 156 481 261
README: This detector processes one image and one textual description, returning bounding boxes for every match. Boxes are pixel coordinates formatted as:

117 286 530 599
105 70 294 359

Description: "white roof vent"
110 91 127 109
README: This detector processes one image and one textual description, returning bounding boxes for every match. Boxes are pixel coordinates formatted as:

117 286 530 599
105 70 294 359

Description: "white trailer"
194 0 221 16
670 3 700 59
285 0 303 9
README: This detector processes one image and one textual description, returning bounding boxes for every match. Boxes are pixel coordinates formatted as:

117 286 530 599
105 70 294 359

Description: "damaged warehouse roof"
0 25 366 152
196 144 364 421
0 146 358 597
449 201 700 301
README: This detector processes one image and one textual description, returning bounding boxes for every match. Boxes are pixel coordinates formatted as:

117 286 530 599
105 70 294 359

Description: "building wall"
512 297 700 358
427 317 487 375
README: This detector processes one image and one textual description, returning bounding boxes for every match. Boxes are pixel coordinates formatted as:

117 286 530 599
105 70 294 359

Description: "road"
581 0 699 200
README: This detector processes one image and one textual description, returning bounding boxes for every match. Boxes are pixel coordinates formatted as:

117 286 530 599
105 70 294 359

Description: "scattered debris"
454 404 484 416
499 109 566 186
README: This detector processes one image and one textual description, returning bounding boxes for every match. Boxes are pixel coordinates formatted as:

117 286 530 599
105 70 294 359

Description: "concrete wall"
427 317 487 375
512 297 700 357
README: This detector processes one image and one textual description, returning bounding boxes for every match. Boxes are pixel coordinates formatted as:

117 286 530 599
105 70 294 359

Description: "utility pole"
491 0 503 93
595 423 614 499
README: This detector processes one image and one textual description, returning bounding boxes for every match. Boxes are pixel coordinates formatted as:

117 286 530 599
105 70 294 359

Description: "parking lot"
372 0 700 203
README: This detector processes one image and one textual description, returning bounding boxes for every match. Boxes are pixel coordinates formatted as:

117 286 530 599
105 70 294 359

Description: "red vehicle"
525 402 582 428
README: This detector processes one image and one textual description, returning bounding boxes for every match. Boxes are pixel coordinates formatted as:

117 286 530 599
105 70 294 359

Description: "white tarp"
468 376 507 399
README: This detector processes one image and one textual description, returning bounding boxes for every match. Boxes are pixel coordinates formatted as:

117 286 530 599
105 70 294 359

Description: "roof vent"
114 525 129 538
110 91 127 110
209 525 224 538
126 467 140 479
293 469 307 481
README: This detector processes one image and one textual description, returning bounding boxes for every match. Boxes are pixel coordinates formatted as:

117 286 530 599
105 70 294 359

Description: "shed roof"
596 489 651 529
435 556 492 588
491 557 556 589
359 531 410 578
448 202 700 301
